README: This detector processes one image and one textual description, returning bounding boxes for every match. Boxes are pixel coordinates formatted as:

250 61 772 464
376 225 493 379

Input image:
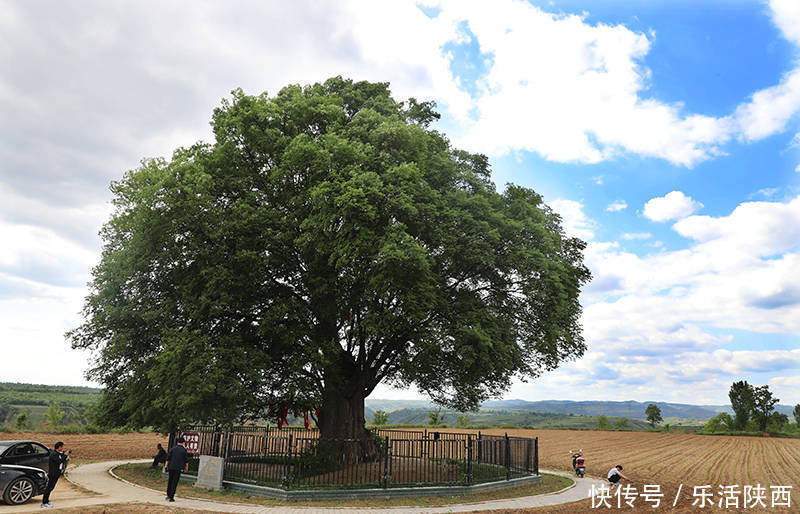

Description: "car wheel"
3 477 35 505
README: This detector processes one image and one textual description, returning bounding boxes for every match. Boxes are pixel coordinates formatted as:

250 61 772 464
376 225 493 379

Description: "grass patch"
114 462 571 508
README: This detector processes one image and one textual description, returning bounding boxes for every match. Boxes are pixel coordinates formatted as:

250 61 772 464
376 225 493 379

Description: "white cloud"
549 198 595 240
557 194 800 401
643 191 703 222
440 1 733 166
606 200 627 212
768 375 800 404
734 68 800 142
769 0 800 46
621 232 651 240
441 0 800 167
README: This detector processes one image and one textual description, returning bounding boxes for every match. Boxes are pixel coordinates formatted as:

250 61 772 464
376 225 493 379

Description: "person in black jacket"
164 437 190 502
151 443 167 468
41 441 70 508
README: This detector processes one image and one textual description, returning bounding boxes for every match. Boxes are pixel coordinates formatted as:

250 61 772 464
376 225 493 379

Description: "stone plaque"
195 455 224 490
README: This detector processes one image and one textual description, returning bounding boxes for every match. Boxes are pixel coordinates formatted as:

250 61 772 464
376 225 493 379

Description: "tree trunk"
317 360 379 463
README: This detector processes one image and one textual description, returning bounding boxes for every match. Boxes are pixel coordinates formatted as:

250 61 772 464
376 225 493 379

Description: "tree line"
704 381 799 434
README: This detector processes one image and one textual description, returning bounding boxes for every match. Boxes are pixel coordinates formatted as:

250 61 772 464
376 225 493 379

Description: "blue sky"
2 0 800 406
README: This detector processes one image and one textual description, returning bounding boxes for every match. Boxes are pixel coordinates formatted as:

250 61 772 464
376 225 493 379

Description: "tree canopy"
729 380 754 430
751 385 779 432
68 77 590 437
645 403 662 427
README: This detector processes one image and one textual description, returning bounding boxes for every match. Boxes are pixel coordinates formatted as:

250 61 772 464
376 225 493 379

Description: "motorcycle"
569 449 585 478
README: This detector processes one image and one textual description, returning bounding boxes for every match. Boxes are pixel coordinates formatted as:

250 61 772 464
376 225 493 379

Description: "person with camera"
41 441 70 508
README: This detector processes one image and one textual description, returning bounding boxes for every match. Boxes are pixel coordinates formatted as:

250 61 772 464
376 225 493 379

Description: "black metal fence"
177 427 538 490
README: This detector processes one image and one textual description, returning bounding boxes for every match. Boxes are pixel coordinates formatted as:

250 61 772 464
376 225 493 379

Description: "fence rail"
178 427 538 490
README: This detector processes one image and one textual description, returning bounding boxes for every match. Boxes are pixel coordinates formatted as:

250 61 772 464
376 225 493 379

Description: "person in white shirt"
607 465 629 487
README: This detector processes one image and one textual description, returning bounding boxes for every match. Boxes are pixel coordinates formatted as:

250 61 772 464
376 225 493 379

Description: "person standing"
164 436 190 502
41 441 70 508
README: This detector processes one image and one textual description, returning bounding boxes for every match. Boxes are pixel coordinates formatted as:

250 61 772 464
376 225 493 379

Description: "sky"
2 0 800 406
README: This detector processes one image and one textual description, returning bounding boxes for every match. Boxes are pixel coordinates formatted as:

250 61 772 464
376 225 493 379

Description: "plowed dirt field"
2 431 165 460
442 428 800 512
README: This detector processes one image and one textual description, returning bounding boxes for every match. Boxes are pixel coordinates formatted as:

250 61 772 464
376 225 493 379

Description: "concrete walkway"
4 459 604 513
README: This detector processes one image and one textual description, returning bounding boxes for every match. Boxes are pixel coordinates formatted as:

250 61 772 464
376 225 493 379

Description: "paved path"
4 459 603 513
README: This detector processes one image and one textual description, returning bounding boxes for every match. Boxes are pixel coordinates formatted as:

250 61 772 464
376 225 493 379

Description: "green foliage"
703 412 733 433
0 400 17 424
729 381 754 430
662 423 670 433
428 408 443 426
67 77 590 434
456 415 470 428
14 413 28 430
596 415 611 430
371 410 389 426
614 418 628 430
44 403 65 429
645 404 662 427
751 385 779 432
766 412 789 432
795 404 800 426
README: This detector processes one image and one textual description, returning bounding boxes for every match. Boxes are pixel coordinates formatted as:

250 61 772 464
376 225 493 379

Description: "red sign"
180 431 200 454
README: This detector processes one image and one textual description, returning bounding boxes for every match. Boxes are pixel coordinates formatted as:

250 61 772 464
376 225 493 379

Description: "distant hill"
0 382 102 427
479 399 797 419
480 399 718 420
366 398 797 426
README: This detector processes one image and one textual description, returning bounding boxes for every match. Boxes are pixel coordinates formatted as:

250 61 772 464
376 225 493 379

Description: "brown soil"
436 428 800 513
1 431 165 461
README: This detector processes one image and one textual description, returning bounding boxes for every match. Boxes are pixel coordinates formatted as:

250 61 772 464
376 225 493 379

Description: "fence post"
284 433 293 489
383 436 389 489
477 431 482 462
526 438 532 473
224 431 232 459
466 436 473 485
534 437 539 476
504 433 510 481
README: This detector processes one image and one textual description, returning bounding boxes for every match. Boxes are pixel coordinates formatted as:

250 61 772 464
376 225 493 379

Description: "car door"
26 443 51 472
4 443 49 472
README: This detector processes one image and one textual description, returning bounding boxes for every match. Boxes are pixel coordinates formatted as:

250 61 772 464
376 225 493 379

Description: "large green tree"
68 78 590 444
645 403 662 427
729 380 754 430
751 385 779 432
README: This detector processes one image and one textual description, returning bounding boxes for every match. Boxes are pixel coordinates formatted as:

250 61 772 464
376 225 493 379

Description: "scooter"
569 449 585 478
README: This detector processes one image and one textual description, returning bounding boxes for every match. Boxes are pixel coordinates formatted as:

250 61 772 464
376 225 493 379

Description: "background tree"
751 385 778 432
614 418 628 430
645 404 662 427
0 400 17 425
67 77 590 446
794 404 800 426
428 408 443 426
596 415 611 430
14 413 28 431
44 403 64 429
456 414 470 428
703 412 733 433
371 410 388 426
729 381 754 430
766 412 788 432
